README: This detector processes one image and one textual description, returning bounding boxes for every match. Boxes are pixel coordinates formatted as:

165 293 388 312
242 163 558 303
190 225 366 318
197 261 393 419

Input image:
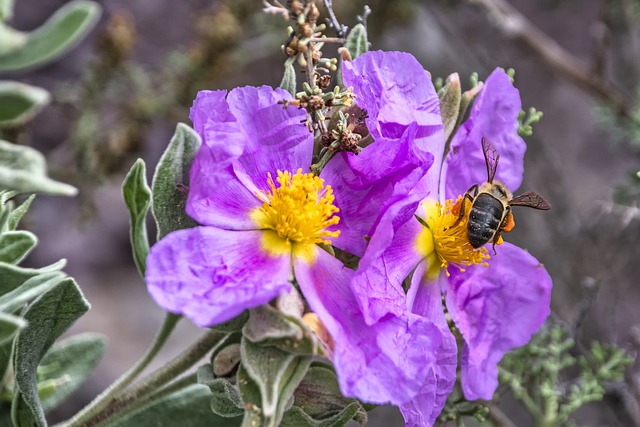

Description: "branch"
468 0 635 120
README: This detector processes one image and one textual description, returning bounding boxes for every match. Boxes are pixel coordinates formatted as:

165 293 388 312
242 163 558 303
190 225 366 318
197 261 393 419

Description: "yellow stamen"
416 196 489 279
251 169 340 263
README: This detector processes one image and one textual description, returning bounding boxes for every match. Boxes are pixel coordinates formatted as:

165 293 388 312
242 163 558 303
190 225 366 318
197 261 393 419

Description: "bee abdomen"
468 195 504 248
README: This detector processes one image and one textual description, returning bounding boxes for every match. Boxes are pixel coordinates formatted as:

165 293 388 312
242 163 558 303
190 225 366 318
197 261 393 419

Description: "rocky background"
4 0 640 425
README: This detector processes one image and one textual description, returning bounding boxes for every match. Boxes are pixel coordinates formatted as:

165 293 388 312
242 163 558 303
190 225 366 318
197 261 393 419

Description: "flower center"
252 169 340 247
415 196 489 278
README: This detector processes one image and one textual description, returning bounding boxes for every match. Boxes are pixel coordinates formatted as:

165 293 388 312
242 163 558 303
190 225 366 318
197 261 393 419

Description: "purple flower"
145 85 445 406
346 52 552 426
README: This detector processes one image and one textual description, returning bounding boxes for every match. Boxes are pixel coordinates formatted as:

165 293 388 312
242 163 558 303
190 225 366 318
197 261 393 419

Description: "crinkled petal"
401 263 457 427
442 69 526 199
444 242 552 400
343 50 443 147
323 124 433 257
227 86 313 192
146 227 292 328
293 248 443 405
350 198 424 324
187 86 311 229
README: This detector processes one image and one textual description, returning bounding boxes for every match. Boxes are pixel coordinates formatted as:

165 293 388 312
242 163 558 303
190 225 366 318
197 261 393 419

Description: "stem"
311 146 337 176
58 312 181 427
102 373 198 427
79 329 223 427
322 0 346 38
308 37 345 44
468 0 638 124
486 404 517 427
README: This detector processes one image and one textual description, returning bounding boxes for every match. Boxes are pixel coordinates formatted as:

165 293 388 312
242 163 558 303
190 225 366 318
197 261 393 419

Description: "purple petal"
294 248 443 405
444 243 552 400
350 200 424 324
187 86 312 229
322 123 433 257
343 51 443 146
401 263 457 427
227 86 313 192
146 227 292 328
442 69 526 199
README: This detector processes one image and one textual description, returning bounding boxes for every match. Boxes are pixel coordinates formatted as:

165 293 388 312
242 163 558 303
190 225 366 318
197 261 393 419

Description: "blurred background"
3 0 640 425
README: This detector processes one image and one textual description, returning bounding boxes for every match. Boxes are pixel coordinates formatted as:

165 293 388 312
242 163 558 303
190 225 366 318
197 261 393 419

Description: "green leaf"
0 1 102 72
243 303 317 355
39 333 106 411
11 278 90 427
0 140 78 196
0 311 26 345
344 24 368 59
122 158 151 277
0 81 50 128
111 384 241 427
0 23 27 56
281 364 367 427
0 260 65 296
0 230 37 264
240 338 312 427
7 194 35 231
210 312 249 334
0 271 66 313
439 73 461 142
151 123 200 240
280 62 297 96
197 365 245 418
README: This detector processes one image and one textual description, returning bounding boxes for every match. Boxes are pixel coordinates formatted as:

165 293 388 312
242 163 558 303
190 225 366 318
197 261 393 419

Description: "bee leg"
455 184 478 224
490 231 502 255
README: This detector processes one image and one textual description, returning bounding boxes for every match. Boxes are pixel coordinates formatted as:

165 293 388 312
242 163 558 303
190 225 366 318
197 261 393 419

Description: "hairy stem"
80 329 223 427
57 313 181 427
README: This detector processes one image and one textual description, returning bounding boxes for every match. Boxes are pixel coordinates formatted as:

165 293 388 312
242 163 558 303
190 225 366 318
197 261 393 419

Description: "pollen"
251 169 340 249
416 196 489 277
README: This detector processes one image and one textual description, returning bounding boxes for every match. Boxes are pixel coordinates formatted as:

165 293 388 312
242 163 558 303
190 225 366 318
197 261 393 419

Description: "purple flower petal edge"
445 243 552 400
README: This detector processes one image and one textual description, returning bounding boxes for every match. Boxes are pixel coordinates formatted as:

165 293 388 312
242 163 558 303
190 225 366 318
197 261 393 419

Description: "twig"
486 404 518 427
468 0 636 122
322 0 347 38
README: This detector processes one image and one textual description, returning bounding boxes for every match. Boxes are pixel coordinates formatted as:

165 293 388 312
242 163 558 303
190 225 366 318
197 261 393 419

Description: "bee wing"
510 191 551 210
482 137 500 183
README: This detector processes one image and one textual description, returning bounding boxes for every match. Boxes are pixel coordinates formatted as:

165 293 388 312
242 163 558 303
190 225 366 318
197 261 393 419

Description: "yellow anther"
251 169 340 261
416 196 489 278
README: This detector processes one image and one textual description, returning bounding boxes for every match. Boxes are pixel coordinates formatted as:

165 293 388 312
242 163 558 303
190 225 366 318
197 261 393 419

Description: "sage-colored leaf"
39 333 106 411
240 337 312 427
111 384 241 427
0 271 66 313
7 194 35 231
0 140 77 196
280 63 297 96
0 260 65 296
243 304 317 355
0 311 26 345
0 24 27 56
122 158 151 277
0 230 37 264
281 364 367 427
197 365 244 418
345 24 368 60
237 364 264 427
0 81 50 128
11 278 90 427
210 311 249 334
151 123 200 240
0 1 102 72
439 73 461 142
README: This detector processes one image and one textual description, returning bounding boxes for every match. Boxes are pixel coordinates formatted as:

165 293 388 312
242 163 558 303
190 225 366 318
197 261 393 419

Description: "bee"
461 137 551 251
